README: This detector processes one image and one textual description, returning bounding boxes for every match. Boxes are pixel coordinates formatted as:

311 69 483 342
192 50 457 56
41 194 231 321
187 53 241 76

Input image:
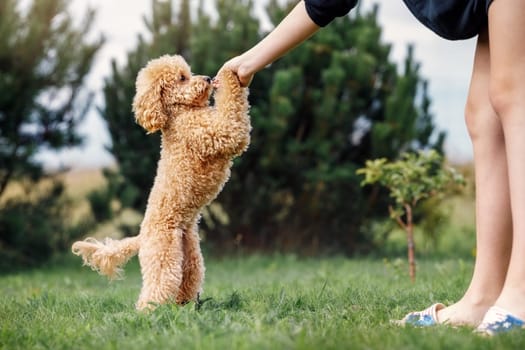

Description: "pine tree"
0 0 103 198
0 0 103 267
214 2 444 252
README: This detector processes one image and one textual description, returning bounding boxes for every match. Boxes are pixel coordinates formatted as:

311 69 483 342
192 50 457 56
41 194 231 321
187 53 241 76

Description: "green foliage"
373 46 444 158
0 0 103 267
86 168 141 228
99 46 160 213
357 150 465 280
0 0 104 197
100 0 446 253
87 187 114 222
0 181 91 270
358 150 465 219
215 3 444 252
2 256 525 349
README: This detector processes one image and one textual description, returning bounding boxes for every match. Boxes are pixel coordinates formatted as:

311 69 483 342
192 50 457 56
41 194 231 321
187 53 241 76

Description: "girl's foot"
436 298 493 327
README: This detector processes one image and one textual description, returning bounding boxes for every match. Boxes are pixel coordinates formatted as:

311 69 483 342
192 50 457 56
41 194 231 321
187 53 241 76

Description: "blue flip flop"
395 303 445 327
476 306 525 336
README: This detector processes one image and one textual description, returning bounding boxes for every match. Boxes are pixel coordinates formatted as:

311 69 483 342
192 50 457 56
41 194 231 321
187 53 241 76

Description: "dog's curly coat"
72 55 251 310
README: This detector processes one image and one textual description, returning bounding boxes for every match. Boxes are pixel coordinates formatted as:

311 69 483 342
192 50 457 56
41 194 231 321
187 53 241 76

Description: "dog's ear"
132 62 169 134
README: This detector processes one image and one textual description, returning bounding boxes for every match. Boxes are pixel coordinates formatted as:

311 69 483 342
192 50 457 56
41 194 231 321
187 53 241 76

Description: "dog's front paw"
217 68 241 90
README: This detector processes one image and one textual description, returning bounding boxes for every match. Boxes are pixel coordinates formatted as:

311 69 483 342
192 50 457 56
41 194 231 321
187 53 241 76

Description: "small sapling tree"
357 150 465 281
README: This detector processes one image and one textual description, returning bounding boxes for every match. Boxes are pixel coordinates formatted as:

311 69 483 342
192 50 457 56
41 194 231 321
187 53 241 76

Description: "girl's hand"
218 2 319 88
219 55 254 87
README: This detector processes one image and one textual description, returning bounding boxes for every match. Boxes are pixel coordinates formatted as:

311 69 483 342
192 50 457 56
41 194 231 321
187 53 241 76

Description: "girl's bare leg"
486 0 525 320
436 30 513 326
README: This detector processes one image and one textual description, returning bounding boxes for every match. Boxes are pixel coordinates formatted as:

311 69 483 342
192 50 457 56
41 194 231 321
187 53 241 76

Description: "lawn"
1 254 524 350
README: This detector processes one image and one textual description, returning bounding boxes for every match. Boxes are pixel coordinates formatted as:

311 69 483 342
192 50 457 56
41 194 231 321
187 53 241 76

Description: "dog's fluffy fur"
72 55 250 310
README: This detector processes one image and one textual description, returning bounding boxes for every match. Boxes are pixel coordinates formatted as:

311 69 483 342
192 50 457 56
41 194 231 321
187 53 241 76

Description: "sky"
36 0 478 170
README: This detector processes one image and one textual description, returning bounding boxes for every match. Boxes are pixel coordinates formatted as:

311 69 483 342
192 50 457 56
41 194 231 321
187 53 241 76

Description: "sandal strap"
397 303 445 327
476 306 525 336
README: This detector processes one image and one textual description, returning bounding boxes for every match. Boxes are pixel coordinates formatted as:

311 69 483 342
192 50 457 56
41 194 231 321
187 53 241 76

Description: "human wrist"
238 52 262 76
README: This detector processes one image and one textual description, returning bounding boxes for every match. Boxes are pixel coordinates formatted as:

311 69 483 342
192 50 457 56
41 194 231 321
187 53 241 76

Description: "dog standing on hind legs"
72 55 251 311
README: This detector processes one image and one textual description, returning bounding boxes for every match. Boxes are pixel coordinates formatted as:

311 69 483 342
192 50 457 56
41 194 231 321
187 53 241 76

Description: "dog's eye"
180 75 187 82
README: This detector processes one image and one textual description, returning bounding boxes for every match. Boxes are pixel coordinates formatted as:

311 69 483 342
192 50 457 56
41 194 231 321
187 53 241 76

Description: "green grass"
1 255 524 350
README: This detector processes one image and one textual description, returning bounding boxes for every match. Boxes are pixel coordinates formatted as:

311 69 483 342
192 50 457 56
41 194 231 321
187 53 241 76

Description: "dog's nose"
204 76 211 84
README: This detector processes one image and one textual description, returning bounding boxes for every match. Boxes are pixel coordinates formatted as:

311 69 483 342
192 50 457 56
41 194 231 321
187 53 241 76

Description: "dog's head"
132 55 212 133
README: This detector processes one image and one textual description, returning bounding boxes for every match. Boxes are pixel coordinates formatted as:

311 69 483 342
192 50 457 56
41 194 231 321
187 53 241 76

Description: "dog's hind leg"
136 228 184 311
176 223 205 304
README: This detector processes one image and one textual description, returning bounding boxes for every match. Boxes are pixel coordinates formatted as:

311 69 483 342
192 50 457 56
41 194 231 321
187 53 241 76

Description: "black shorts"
402 0 494 40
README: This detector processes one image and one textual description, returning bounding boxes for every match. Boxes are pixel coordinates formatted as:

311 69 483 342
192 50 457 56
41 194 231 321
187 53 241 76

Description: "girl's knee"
489 76 525 123
464 97 479 138
464 95 500 141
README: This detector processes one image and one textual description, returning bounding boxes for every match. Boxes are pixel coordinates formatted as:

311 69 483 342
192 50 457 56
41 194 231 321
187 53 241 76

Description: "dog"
72 55 251 310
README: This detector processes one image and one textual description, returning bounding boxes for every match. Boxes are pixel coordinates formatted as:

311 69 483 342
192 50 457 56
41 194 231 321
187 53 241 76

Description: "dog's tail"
72 236 140 280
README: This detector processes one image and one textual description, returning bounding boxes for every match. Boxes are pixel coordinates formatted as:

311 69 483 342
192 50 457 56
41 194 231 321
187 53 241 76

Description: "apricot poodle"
72 55 251 310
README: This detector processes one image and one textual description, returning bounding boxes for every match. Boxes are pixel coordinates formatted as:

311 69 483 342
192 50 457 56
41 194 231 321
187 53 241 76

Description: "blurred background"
0 0 477 271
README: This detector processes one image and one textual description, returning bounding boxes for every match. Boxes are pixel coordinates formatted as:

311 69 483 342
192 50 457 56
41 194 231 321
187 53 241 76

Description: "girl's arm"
221 1 320 86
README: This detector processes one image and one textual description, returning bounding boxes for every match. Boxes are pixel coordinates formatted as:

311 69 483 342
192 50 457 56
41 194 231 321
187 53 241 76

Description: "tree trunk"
405 204 416 282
